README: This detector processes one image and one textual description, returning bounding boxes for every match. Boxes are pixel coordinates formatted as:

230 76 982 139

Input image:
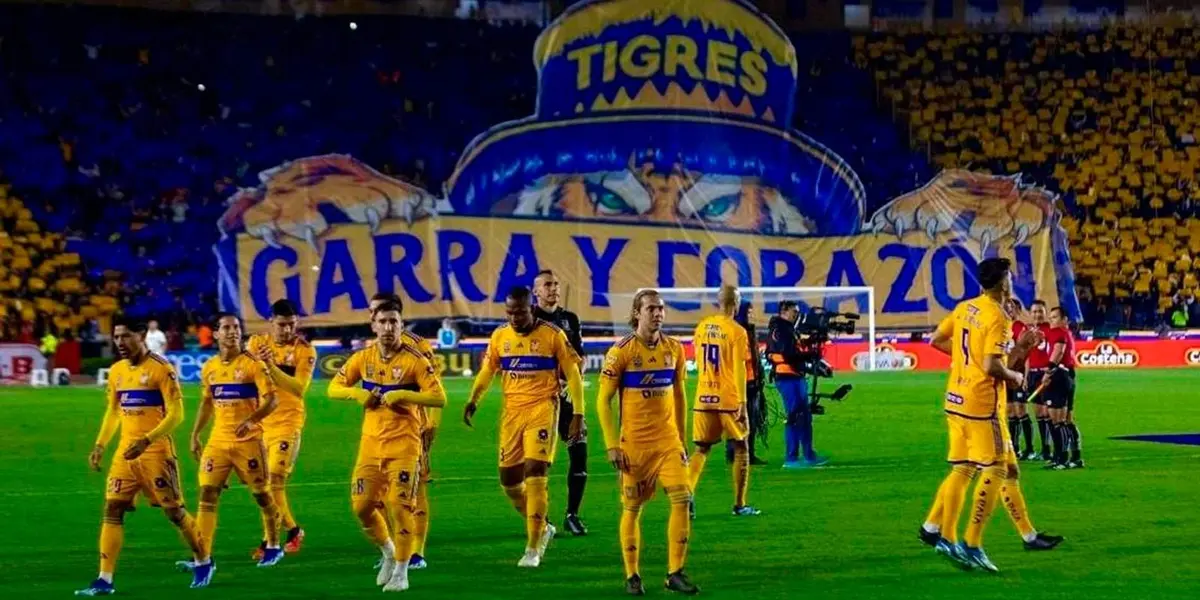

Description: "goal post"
605 286 877 372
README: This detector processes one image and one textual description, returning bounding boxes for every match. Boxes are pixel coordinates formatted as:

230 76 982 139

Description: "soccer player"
1025 300 1055 461
180 314 283 587
687 284 760 517
75 320 206 597
1046 307 1083 469
532 269 590 536
329 299 446 592
463 286 584 568
247 299 316 559
921 258 1062 572
595 289 699 596
368 292 439 570
1006 299 1036 459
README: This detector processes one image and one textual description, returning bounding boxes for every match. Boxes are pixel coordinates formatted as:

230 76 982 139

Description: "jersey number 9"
700 343 720 374
960 330 970 365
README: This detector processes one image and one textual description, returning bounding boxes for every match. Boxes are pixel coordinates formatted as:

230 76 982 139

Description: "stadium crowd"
2 3 1198 346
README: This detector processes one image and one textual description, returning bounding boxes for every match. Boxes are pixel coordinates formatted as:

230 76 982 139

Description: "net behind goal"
605 286 877 372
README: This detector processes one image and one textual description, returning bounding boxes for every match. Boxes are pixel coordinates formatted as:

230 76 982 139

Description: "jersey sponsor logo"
1075 341 1138 368
501 355 558 371
1186 348 1200 365
945 392 965 405
851 344 918 372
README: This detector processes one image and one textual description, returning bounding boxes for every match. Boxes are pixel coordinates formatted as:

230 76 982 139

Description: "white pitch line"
3 452 1195 499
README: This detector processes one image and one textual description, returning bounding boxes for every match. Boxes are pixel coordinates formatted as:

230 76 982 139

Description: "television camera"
789 307 857 414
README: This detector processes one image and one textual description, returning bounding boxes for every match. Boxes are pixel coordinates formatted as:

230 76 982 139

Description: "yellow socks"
923 475 951 528
255 493 281 547
524 476 549 550
503 482 527 517
390 504 415 562
963 466 1005 547
175 512 205 557
687 451 709 491
1001 477 1036 539
98 519 124 575
271 480 297 531
412 484 430 557
667 491 691 574
619 506 642 578
937 465 976 543
732 446 750 507
196 500 217 559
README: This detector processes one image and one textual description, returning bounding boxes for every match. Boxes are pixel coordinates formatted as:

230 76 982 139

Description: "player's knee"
1006 462 1021 481
729 439 748 452
692 442 713 455
665 484 692 506
103 500 131 523
164 506 188 526
269 473 288 488
523 460 549 478
199 485 222 505
951 464 978 478
499 465 525 487
979 465 1005 480
252 492 275 509
352 497 377 522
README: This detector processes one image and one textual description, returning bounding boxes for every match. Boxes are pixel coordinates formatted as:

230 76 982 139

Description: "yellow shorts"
264 429 303 478
498 401 558 469
620 443 690 508
353 452 422 509
199 439 270 493
945 414 1016 467
106 452 185 509
692 410 748 445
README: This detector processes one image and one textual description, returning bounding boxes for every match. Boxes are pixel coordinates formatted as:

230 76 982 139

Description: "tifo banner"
812 339 1200 372
0 344 48 384
214 0 1080 331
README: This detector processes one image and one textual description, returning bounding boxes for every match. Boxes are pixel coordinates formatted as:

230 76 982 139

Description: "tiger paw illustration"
217 154 445 253
868 169 1055 248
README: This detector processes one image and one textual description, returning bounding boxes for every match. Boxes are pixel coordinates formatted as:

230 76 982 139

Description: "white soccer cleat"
537 522 556 558
376 555 397 586
517 549 541 568
382 567 410 592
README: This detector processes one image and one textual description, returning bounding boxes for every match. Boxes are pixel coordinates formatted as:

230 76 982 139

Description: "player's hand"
190 436 203 462
1011 371 1026 390
363 388 384 410
607 447 630 473
88 444 105 472
1016 329 1044 350
253 344 273 364
463 400 478 427
567 414 585 443
123 437 151 461
234 418 257 439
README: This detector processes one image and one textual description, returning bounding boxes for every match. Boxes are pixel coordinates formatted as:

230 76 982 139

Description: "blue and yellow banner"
214 0 1080 330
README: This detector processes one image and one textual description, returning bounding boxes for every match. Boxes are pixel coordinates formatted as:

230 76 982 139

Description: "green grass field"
1 370 1198 599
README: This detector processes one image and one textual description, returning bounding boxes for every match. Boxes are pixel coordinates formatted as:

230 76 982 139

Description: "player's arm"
1048 331 1067 366
734 335 748 408
566 311 585 370
982 319 1024 387
672 344 688 448
127 366 185 460
327 353 374 405
595 347 628 471
383 357 447 408
242 359 280 428
930 316 953 355
463 334 501 426
191 366 215 460
556 329 585 410
265 356 311 397
90 374 121 470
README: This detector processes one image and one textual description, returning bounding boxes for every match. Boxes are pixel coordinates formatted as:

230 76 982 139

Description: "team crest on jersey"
234 368 244 381
530 340 541 353
284 350 295 365
632 356 643 368
665 353 675 368
139 371 149 385
366 365 375 378
391 366 403 380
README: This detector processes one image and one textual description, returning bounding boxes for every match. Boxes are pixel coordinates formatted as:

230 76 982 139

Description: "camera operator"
726 302 767 466
767 302 827 468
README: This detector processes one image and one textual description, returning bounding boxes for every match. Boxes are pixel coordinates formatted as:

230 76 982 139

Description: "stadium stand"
2 3 1196 339
859 24 1200 328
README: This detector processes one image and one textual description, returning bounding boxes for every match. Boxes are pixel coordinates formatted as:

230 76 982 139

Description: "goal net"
604 286 878 372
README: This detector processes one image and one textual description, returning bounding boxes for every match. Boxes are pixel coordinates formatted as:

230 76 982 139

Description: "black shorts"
1007 387 1026 404
1026 369 1048 405
1045 368 1076 410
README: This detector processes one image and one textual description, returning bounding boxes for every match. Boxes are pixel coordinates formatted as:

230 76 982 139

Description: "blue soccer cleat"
74 578 115 596
409 553 427 570
174 560 197 572
257 547 284 567
963 545 1000 573
190 561 216 588
732 505 762 516
934 538 974 571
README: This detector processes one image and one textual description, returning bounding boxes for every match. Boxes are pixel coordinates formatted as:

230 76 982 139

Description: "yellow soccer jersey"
333 343 442 458
483 321 580 410
399 330 442 429
106 353 184 454
201 352 276 444
692 315 749 412
600 334 687 448
247 333 316 432
936 294 1012 419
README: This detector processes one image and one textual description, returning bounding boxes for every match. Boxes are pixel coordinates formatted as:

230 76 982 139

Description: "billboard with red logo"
810 338 1200 371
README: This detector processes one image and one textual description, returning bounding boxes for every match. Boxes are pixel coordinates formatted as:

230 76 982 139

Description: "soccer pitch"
2 370 1198 599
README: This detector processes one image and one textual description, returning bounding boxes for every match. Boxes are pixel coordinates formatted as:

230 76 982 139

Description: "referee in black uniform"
532 269 589 536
